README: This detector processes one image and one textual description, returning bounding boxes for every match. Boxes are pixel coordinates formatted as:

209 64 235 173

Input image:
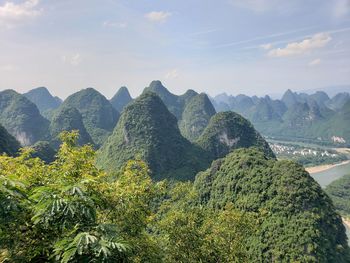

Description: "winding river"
309 162 350 242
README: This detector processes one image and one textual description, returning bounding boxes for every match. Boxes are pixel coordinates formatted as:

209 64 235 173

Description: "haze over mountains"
1 81 349 155
211 89 350 146
1 81 350 260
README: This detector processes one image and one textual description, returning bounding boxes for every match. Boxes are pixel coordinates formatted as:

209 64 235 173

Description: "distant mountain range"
211 89 350 146
1 82 350 260
1 81 349 159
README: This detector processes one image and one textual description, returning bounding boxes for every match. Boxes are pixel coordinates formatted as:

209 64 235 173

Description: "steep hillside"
327 92 350 110
0 124 20 156
326 173 350 217
143 80 198 119
194 148 350 262
24 87 62 114
0 90 50 146
196 111 274 160
110 86 133 112
309 91 330 107
179 93 216 141
324 100 350 143
49 106 94 147
97 92 208 181
61 88 119 146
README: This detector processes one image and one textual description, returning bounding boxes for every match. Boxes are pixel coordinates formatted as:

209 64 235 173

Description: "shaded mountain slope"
0 90 50 146
61 88 119 146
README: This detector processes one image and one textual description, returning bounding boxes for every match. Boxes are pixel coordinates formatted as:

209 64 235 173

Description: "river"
310 161 350 188
309 161 350 243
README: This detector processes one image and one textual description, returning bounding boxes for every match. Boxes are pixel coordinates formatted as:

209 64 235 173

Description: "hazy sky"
0 0 350 99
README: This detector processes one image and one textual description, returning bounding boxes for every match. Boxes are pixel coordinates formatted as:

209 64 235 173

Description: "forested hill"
0 82 349 261
0 89 50 146
211 89 350 146
97 91 275 181
326 173 350 218
110 86 133 113
97 92 210 181
0 124 20 156
194 148 350 262
60 88 120 147
24 87 62 117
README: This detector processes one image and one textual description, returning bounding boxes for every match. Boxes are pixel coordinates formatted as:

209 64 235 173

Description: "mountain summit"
110 86 133 112
24 87 62 114
60 88 120 146
97 92 208 181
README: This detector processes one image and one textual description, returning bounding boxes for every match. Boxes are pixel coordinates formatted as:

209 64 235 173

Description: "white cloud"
268 33 331 57
103 21 127 28
145 11 171 23
165 69 179 79
260 43 273 50
308 58 321 66
62 53 81 66
0 0 41 28
333 0 350 19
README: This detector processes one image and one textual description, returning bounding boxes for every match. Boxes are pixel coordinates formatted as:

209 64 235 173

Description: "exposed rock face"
0 89 50 146
196 111 275 160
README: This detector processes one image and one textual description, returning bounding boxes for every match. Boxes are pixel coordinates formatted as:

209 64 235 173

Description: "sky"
0 0 350 99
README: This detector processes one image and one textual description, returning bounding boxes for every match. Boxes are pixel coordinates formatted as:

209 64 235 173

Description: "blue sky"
0 0 350 99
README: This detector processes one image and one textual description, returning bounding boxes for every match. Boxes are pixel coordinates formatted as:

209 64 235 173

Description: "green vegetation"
1 133 348 262
212 90 350 146
97 92 209 181
98 92 274 181
143 80 198 119
179 93 216 141
0 89 50 146
110 86 133 113
50 106 94 147
24 87 62 118
197 111 275 160
194 148 350 262
326 173 350 217
0 131 257 262
155 183 256 263
0 124 20 156
0 131 158 262
61 88 120 147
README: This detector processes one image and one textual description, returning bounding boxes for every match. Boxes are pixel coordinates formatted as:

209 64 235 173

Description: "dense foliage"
97 92 209 181
0 131 258 262
0 131 158 262
194 148 350 262
50 106 94 148
0 89 50 146
179 93 216 141
61 88 120 146
196 111 275 160
98 93 276 181
110 86 133 113
0 124 20 156
326 173 350 217
143 80 198 119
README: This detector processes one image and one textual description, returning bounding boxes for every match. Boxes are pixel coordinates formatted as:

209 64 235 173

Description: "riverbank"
306 160 350 174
